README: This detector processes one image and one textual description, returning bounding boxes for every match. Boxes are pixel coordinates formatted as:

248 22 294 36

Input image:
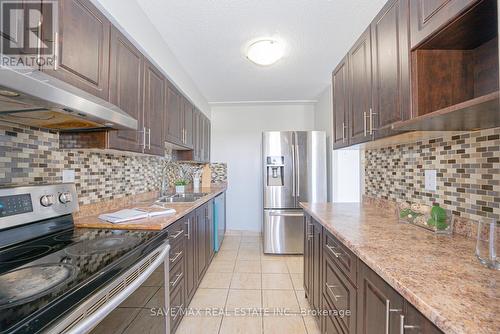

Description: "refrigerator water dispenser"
266 156 284 186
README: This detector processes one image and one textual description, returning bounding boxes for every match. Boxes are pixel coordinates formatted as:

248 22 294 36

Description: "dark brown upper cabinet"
332 56 350 149
166 83 183 146
394 0 499 131
371 0 411 139
183 98 194 149
107 27 144 153
348 27 373 145
42 0 110 100
409 0 478 48
143 60 166 156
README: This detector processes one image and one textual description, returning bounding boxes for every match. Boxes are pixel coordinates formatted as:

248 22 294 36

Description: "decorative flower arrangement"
398 201 452 234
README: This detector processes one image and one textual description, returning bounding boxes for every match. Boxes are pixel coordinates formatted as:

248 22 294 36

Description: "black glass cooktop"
0 215 164 334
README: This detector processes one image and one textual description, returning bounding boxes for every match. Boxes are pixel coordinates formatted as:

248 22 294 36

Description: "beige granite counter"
74 185 226 230
300 202 499 334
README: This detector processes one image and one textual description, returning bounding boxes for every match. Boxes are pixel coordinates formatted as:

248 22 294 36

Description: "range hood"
0 67 137 131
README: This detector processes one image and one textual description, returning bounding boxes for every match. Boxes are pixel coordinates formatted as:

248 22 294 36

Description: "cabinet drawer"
167 220 185 244
324 230 357 285
168 238 184 269
323 308 345 334
324 256 357 334
169 277 185 332
169 259 184 292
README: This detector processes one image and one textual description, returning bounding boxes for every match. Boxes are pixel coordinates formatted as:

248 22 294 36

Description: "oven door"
47 241 171 334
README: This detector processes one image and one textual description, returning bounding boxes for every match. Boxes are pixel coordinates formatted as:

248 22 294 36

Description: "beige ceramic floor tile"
286 258 304 274
263 315 306 334
290 273 305 291
122 309 166 334
303 315 321 334
296 291 311 311
261 260 289 273
176 314 222 334
189 288 229 310
234 260 262 273
120 286 159 308
237 249 262 261
142 271 164 287
225 289 262 311
241 236 261 243
145 287 166 308
239 243 261 252
262 290 301 313
90 308 140 334
240 231 262 237
199 273 233 289
225 230 242 236
230 273 262 289
219 315 263 334
262 274 293 290
220 242 240 251
216 250 238 261
207 260 235 273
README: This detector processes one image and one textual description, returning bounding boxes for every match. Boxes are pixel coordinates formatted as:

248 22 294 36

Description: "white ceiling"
136 0 387 103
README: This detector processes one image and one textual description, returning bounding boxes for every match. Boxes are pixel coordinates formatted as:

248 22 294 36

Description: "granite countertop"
300 202 499 334
74 185 226 230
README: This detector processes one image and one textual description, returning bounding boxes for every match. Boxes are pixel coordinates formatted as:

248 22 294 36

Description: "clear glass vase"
476 219 499 270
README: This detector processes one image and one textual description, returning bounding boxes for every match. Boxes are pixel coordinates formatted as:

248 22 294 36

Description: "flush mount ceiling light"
246 39 285 66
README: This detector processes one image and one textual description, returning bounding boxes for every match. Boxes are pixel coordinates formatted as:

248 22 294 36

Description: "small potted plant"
174 179 188 193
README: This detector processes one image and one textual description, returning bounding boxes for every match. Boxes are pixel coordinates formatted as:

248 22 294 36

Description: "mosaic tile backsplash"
0 122 226 205
363 127 500 222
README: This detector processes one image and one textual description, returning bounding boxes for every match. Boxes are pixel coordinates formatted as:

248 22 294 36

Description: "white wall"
211 103 315 232
313 86 361 203
91 0 210 117
313 86 333 201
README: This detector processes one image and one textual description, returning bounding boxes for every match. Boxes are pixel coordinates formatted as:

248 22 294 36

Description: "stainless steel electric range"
0 184 170 334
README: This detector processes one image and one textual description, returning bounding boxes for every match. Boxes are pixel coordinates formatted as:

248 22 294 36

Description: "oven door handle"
61 240 171 334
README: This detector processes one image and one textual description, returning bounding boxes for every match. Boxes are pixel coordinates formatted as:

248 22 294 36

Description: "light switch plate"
424 169 437 192
62 169 75 183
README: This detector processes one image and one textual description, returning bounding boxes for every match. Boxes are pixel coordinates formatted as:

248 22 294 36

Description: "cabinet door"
303 215 312 297
192 110 201 161
402 302 443 334
107 27 143 153
348 27 372 145
204 118 211 162
0 1 39 59
311 219 322 311
371 0 411 138
332 56 350 148
357 261 404 334
184 100 194 149
143 61 166 156
166 84 182 146
196 206 207 283
43 0 110 100
184 213 197 304
205 200 214 263
409 0 477 48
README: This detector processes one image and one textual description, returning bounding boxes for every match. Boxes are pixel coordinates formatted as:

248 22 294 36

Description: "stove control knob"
40 195 55 207
59 192 73 204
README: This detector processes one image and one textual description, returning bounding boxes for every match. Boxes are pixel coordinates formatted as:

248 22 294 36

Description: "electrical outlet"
424 169 437 192
62 169 75 183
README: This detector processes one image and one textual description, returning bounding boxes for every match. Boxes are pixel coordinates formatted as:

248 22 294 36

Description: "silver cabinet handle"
54 32 59 70
269 212 304 217
342 122 347 143
385 299 402 334
364 111 368 136
148 128 151 149
185 219 190 239
142 127 147 149
169 251 182 263
170 273 183 287
399 315 419 333
325 283 341 302
326 244 341 258
369 108 377 135
169 229 183 240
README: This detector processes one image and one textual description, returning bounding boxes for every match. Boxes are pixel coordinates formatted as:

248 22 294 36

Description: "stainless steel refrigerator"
262 131 327 254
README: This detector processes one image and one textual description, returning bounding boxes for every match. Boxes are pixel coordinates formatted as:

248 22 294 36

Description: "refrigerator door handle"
291 142 296 199
269 212 304 217
295 138 300 198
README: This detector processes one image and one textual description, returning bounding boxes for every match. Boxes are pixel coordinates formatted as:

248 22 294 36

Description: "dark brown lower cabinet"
165 199 218 333
303 213 444 334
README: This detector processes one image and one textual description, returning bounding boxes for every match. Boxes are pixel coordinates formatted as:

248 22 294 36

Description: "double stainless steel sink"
155 193 208 203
